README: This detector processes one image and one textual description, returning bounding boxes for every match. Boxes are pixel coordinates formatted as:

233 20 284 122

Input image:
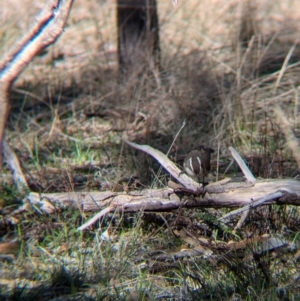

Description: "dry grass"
1 0 300 299
1 0 300 170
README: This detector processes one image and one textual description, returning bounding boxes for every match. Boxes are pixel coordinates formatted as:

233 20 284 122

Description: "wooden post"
117 0 160 77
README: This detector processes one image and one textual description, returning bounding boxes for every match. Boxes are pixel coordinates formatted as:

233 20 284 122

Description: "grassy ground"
1 0 300 299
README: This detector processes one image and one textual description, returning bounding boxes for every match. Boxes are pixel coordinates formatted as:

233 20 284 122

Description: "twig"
219 191 283 221
233 209 250 232
123 139 202 193
167 119 186 156
152 119 186 187
273 39 300 95
77 207 113 231
228 147 256 228
2 141 29 194
228 146 256 182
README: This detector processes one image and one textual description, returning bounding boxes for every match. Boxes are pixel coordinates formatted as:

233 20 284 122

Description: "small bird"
183 146 214 185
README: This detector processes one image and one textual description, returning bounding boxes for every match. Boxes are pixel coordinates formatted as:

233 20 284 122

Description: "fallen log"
26 179 300 215
6 140 300 230
23 176 300 231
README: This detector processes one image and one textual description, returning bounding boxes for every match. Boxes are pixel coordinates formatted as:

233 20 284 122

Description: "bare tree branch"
123 139 203 193
228 146 256 182
0 0 73 164
219 191 283 221
23 177 300 231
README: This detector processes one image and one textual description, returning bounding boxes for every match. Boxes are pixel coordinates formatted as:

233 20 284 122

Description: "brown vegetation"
1 0 300 299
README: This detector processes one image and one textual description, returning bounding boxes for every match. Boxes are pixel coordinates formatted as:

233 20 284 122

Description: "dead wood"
26 179 300 214
144 232 293 274
3 141 28 194
123 139 204 194
24 177 300 231
20 141 300 230
228 146 256 182
5 139 300 230
0 0 73 164
228 146 255 229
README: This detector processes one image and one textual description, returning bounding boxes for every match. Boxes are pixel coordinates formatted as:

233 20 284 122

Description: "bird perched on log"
183 146 214 185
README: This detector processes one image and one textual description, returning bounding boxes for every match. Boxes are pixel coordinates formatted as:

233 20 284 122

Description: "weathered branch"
123 139 203 193
4 140 296 230
0 0 73 164
2 141 29 194
24 177 300 230
227 146 255 229
26 179 300 212
228 146 256 182
218 191 283 221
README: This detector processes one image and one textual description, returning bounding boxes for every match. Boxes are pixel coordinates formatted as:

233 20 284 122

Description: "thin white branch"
77 207 113 231
228 146 256 183
219 191 283 221
123 139 202 193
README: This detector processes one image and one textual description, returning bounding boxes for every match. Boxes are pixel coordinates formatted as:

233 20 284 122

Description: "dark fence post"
117 0 160 77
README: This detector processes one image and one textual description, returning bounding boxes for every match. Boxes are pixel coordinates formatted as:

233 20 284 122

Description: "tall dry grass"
1 0 299 173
